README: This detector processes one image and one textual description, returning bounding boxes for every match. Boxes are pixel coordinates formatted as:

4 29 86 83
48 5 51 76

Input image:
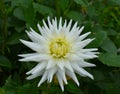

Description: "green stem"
0 0 7 38
56 0 61 17
63 0 73 16
0 0 8 54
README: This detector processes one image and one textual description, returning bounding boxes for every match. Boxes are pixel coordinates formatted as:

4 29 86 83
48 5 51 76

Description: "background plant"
0 0 120 94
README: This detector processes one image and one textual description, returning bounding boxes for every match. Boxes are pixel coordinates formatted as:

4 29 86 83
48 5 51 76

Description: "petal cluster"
19 17 98 91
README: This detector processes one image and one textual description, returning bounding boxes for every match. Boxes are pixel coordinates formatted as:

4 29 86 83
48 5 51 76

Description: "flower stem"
0 0 8 54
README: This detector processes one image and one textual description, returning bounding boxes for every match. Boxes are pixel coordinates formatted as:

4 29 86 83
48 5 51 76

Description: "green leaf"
0 56 11 68
74 0 88 6
109 0 120 6
88 30 107 47
115 32 120 46
106 29 117 36
96 82 120 94
13 7 24 21
3 76 17 94
86 5 96 18
66 10 84 24
17 84 39 94
101 38 117 54
66 81 84 94
33 3 55 17
93 70 106 81
12 0 35 26
59 0 69 11
22 1 35 27
0 88 5 94
99 53 120 67
7 32 27 45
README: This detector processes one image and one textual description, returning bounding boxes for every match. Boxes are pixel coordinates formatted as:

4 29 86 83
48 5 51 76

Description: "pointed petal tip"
18 54 25 57
76 80 80 86
91 38 95 41
88 74 94 80
18 54 21 57
26 76 31 80
37 23 40 28
47 16 51 22
87 32 91 34
79 26 84 32
25 30 29 33
26 70 32 75
30 27 34 31
37 23 40 26
81 26 85 29
38 81 42 87
91 76 94 80
19 39 23 42
19 39 27 44
18 59 23 62
59 16 62 20
37 83 40 87
91 64 96 67
96 52 100 54
61 86 64 92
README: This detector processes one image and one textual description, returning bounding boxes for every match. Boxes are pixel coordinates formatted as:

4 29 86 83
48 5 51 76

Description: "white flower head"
18 17 98 91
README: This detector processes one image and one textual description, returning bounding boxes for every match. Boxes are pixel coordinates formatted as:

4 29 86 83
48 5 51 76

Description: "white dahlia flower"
18 17 98 91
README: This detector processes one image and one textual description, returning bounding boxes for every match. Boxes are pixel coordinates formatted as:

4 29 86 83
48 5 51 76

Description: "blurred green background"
0 0 120 94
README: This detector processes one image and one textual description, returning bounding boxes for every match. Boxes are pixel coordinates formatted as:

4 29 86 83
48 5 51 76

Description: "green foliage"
0 0 120 94
99 53 120 67
0 56 11 68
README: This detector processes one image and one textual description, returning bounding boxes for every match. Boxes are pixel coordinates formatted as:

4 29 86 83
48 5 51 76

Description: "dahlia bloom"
19 17 98 91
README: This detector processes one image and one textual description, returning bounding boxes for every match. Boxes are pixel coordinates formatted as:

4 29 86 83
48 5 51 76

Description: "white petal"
18 53 38 58
66 28 79 42
20 39 41 52
56 72 64 91
32 63 47 74
38 71 48 87
85 51 99 55
37 24 47 37
42 27 52 38
47 17 53 31
72 63 93 79
59 17 62 30
25 31 38 43
78 61 96 67
19 54 49 62
81 48 98 52
58 69 68 84
29 27 46 43
63 19 67 28
46 60 55 69
47 68 57 82
26 70 44 80
66 53 81 61
52 18 57 31
78 53 98 59
70 22 78 33
77 26 84 35
57 60 64 70
78 32 91 41
66 19 72 32
43 19 49 31
66 69 79 86
64 61 74 72
76 38 95 48
26 62 46 75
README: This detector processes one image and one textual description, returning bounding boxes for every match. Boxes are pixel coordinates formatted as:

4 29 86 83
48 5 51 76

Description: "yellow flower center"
49 37 70 58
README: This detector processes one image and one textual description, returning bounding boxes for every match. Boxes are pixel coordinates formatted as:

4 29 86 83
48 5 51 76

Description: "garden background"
0 0 120 94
